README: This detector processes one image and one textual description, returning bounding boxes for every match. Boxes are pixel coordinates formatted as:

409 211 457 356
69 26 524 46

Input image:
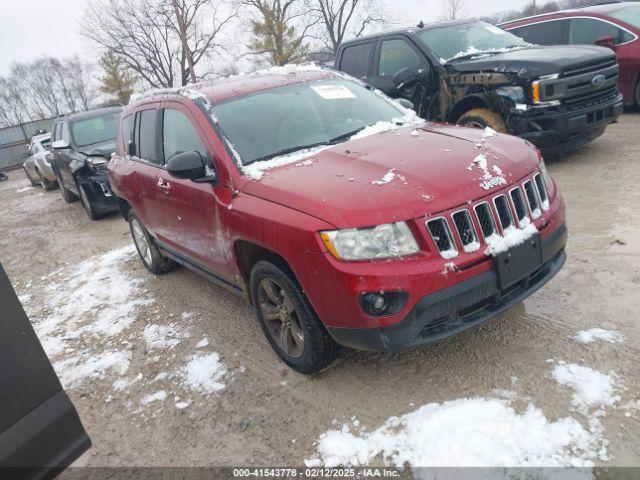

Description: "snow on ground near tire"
26 244 230 407
305 397 603 469
551 362 620 414
307 362 623 469
573 328 625 344
183 353 227 394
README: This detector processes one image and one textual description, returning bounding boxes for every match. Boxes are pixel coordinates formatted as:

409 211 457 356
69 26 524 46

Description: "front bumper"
78 171 119 215
508 93 623 156
328 223 567 353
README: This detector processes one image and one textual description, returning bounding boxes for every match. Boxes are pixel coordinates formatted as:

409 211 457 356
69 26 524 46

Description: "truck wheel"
250 260 342 374
635 80 640 110
55 169 77 203
24 167 37 187
77 181 102 220
37 170 56 191
458 108 507 132
128 211 175 274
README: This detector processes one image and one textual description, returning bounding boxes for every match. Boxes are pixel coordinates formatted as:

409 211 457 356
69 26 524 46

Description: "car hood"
80 140 116 159
448 45 616 79
240 124 540 229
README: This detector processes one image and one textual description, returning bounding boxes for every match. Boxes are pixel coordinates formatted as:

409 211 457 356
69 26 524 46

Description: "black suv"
335 20 624 155
50 107 122 219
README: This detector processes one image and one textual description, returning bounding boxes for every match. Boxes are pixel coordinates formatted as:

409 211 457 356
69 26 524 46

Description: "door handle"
157 178 172 194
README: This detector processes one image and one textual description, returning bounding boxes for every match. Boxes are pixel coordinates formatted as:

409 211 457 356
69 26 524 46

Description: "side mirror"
392 68 427 90
166 151 216 183
595 35 615 50
397 98 415 111
51 140 70 150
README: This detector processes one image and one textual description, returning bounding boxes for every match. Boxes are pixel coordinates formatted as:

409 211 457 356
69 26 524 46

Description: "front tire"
77 181 102 220
54 169 77 203
635 79 640 110
128 211 175 274
250 260 341 374
458 108 507 132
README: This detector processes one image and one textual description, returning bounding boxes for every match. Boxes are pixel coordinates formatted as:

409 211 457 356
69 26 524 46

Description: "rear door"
336 40 376 81
0 263 90 475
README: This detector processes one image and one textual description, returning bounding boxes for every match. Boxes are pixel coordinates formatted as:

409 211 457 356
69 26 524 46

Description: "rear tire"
458 108 507 132
37 170 56 191
24 167 37 186
128 211 175 274
250 260 341 374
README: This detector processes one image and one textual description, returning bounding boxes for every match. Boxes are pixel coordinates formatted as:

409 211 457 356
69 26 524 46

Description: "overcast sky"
0 0 532 76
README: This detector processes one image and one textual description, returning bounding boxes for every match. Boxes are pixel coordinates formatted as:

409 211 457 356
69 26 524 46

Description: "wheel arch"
448 94 496 123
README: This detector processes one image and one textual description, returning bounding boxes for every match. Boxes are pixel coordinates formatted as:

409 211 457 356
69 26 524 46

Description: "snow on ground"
143 323 189 350
551 362 620 414
183 353 227 394
55 350 131 390
305 397 603 469
141 390 167 405
573 328 625 344
16 186 35 192
484 224 538 256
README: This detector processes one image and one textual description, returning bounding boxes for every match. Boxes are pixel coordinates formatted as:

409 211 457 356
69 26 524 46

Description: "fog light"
359 292 408 317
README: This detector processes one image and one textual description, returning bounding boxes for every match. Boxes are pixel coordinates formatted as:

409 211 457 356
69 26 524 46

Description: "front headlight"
320 221 419 261
539 158 552 188
495 86 525 104
86 157 108 169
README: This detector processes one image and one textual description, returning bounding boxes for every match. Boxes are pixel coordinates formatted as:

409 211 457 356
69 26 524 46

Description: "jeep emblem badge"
592 74 606 87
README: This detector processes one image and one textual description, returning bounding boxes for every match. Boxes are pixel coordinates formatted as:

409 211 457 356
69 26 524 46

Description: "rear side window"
569 18 633 45
339 42 373 78
378 39 424 77
510 20 568 45
162 109 209 163
134 109 159 164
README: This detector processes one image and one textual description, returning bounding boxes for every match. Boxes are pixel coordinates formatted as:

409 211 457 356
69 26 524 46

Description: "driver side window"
378 39 424 77
162 109 209 163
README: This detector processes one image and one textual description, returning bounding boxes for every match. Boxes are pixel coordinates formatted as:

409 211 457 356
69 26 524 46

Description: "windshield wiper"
448 45 526 62
244 126 370 166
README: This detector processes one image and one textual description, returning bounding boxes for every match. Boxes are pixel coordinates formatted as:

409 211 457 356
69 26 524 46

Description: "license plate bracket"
493 233 543 290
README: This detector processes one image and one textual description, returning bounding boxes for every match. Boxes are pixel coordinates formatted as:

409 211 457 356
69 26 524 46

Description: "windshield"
71 112 121 148
610 5 640 29
211 78 408 166
416 21 530 62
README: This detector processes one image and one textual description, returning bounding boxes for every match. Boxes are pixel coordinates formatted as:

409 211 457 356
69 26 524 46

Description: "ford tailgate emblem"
592 74 606 87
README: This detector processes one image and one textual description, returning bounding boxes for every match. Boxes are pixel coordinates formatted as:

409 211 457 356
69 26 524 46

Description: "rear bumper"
328 223 567 353
508 93 623 156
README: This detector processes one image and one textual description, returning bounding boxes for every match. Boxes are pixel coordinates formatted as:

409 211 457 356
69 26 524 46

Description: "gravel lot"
1 115 639 468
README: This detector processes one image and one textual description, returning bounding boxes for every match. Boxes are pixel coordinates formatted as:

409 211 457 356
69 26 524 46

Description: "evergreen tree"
98 52 136 105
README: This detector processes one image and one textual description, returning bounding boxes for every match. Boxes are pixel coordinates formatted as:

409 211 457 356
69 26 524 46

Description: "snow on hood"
443 45 530 63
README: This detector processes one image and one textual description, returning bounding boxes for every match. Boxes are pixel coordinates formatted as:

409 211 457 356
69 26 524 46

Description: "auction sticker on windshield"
311 85 357 100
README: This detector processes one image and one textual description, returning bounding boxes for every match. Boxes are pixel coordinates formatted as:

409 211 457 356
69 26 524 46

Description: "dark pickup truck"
335 19 624 155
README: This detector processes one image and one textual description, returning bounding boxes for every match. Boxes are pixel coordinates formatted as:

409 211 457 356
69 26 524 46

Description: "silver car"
23 133 57 190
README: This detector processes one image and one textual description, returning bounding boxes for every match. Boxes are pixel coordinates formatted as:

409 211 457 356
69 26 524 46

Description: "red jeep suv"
108 68 567 374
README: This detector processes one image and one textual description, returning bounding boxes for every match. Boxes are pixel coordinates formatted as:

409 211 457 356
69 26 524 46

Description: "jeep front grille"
523 180 541 219
474 202 497 239
452 210 479 253
427 218 457 258
510 187 529 225
494 195 514 230
428 174 545 259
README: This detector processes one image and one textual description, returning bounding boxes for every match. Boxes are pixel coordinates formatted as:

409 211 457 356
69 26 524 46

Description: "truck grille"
428 173 547 259
562 58 616 78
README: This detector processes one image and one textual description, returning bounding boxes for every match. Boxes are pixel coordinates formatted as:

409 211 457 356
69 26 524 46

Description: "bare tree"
242 0 316 66
65 57 97 111
0 78 30 127
440 0 465 20
83 0 236 88
310 0 386 54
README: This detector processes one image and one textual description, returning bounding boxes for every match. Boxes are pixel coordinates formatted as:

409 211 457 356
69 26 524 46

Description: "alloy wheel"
257 278 305 358
131 218 152 266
